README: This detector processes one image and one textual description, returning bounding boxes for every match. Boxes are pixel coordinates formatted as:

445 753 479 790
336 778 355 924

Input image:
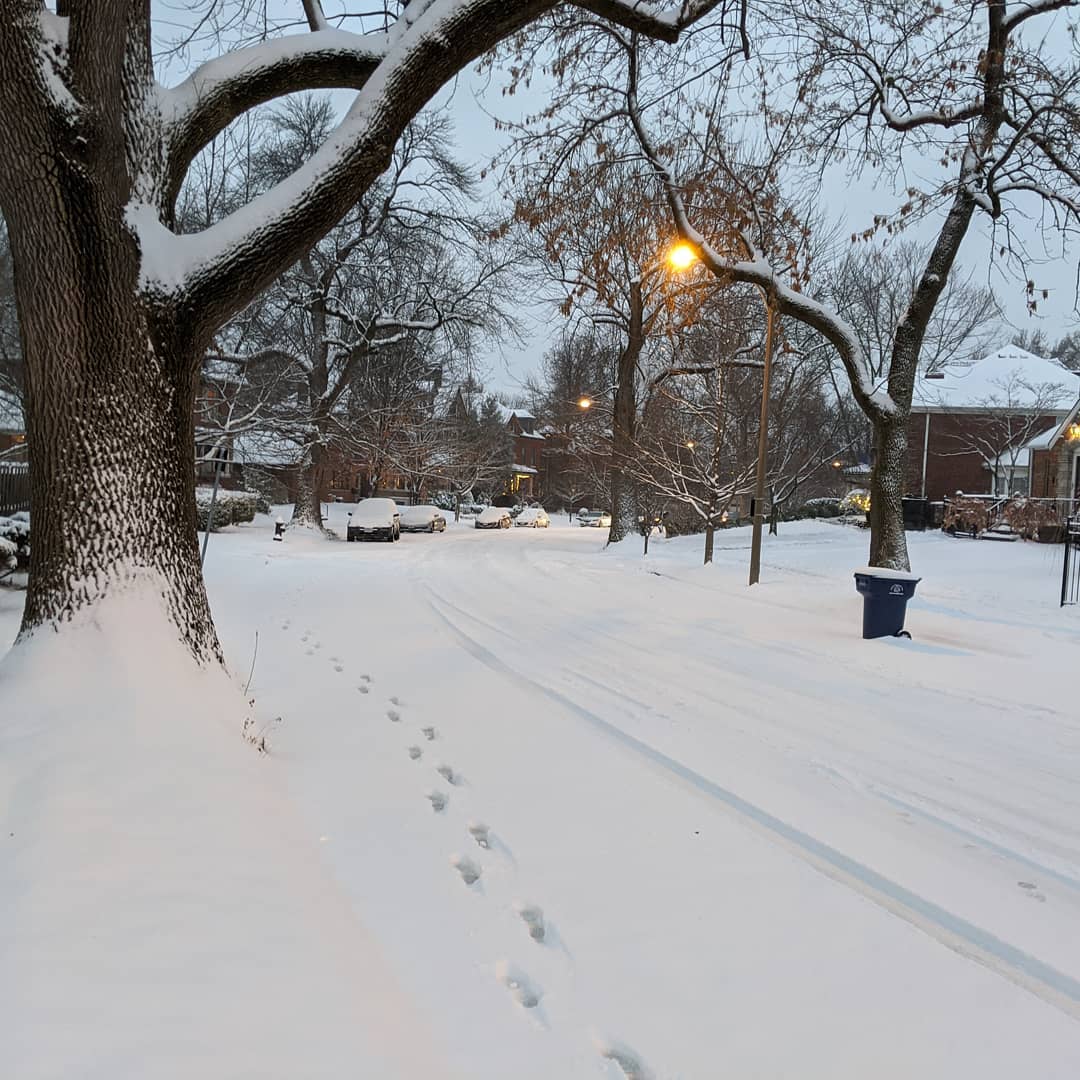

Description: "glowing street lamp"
578 397 593 410
686 440 696 450
667 241 698 271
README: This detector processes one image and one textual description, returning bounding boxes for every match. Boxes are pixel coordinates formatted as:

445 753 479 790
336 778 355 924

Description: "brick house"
1027 403 1080 502
499 406 546 499
906 347 1079 500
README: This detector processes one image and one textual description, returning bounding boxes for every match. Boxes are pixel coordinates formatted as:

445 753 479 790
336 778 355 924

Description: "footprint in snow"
595 1038 654 1080
427 790 448 813
1018 881 1047 902
334 664 344 673
421 726 437 741
389 695 401 706
468 821 491 849
513 901 546 943
408 746 423 761
387 708 401 723
451 853 483 886
495 961 541 1009
305 648 315 656
359 673 373 684
436 763 463 786
357 685 370 694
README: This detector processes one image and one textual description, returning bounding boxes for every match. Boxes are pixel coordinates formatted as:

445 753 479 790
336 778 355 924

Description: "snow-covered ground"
2 512 1079 1077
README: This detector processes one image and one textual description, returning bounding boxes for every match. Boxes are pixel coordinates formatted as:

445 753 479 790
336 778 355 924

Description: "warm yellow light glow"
667 241 698 271
578 397 592 410
686 440 696 450
1068 422 1080 442
832 459 843 468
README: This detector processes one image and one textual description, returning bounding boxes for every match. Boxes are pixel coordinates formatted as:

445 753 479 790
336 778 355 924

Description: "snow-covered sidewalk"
2 515 1079 1077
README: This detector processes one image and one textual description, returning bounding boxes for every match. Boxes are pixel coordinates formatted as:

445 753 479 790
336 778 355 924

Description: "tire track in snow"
425 589 1080 1024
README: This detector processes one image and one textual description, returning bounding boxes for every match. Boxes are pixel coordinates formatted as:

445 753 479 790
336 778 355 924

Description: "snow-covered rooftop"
913 347 1080 411
496 403 536 425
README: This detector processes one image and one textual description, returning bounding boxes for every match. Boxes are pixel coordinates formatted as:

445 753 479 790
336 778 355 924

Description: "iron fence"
1062 517 1080 607
0 461 29 516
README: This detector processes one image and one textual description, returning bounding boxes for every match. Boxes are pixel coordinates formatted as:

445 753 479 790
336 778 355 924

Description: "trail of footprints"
390 687 649 1080
282 619 647 1078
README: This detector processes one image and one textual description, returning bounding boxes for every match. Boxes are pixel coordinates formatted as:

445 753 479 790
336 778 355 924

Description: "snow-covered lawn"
2 513 1079 1077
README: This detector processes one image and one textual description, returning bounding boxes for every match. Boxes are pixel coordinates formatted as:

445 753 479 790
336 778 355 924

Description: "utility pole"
748 298 777 586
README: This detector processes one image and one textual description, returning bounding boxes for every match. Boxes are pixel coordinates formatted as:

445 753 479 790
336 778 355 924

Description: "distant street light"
686 440 696 450
832 459 843 469
578 397 593 410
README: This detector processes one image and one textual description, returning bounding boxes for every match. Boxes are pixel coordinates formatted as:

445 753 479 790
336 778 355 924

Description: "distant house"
497 405 547 499
906 347 1079 501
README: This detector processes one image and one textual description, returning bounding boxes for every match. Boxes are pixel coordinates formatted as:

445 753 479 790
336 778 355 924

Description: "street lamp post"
748 298 777 587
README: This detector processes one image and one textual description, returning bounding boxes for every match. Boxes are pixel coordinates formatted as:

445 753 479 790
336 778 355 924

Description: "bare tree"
0 0 724 662
615 0 1080 570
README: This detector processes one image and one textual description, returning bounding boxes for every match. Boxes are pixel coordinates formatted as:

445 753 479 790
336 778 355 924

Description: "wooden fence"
0 461 30 516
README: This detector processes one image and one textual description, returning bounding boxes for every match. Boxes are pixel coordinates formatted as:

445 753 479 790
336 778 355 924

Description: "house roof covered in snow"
912 347 1080 412
495 403 536 424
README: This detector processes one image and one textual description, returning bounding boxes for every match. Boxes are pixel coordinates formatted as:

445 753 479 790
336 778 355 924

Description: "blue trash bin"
853 569 921 639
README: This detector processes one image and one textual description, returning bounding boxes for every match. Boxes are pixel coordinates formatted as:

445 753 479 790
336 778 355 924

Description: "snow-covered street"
3 515 1080 1077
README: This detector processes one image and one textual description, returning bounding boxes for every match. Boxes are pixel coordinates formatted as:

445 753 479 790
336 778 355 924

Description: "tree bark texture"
0 10 220 659
607 280 643 545
703 523 715 565
868 416 910 571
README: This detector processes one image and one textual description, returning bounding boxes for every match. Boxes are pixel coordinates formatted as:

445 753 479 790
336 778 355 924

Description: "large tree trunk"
290 442 326 529
7 202 220 661
868 416 910 571
607 281 643 546
703 523 715 565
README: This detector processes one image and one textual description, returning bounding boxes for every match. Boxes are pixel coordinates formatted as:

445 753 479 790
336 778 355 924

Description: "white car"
400 505 448 533
578 509 612 528
514 507 550 528
347 498 400 542
474 506 512 530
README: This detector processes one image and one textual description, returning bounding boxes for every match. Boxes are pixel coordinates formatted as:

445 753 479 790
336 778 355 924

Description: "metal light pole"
748 297 777 586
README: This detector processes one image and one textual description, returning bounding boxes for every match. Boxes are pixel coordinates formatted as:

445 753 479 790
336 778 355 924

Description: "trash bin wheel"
894 630 911 639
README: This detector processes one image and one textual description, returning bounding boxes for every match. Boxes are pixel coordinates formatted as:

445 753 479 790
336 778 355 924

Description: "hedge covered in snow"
195 488 259 532
0 510 30 574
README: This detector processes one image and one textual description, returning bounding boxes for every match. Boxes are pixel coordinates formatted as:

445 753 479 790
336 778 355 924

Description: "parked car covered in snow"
347 498 400 542
578 509 612 528
514 507 550 528
400 505 447 533
474 506 512 530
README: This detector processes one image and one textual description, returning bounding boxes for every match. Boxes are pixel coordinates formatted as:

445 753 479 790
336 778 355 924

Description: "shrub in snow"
943 496 990 537
195 488 259 532
800 497 841 519
839 489 870 515
242 466 288 513
1003 497 1061 541
0 511 30 573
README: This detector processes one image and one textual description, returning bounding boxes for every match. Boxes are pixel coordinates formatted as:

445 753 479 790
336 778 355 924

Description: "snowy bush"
242 466 287 513
0 511 30 574
799 497 841 519
943 496 990 537
195 488 259 532
839 489 870 515
1003 497 1061 540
